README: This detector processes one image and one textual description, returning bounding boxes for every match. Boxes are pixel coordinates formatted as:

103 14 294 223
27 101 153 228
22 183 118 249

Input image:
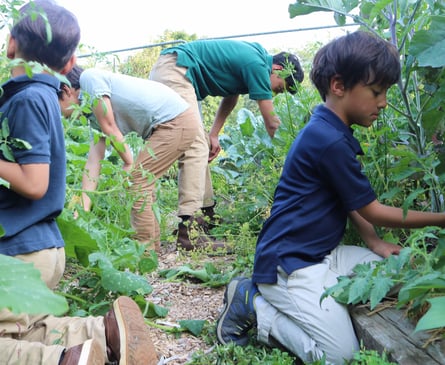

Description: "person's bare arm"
358 199 445 228
0 160 49 199
80 137 106 212
257 99 280 137
349 210 402 258
208 95 239 161
93 96 133 170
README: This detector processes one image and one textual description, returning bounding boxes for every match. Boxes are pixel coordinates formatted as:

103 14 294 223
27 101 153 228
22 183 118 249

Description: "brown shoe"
176 215 229 253
201 203 224 230
60 339 105 365
104 296 158 365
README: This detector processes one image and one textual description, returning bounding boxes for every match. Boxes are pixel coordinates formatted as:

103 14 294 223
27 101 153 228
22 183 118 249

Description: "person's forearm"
349 211 380 247
111 139 133 168
80 138 105 211
0 160 49 199
359 200 445 229
257 99 280 137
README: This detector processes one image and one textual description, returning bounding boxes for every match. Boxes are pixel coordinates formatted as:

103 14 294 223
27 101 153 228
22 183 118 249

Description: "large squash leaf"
0 254 68 315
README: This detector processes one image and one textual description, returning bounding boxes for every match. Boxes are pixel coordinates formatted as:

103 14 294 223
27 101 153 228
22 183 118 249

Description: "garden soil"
147 243 230 364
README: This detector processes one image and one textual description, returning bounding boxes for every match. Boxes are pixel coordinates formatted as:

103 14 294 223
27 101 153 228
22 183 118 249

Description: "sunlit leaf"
0 255 68 315
415 296 445 332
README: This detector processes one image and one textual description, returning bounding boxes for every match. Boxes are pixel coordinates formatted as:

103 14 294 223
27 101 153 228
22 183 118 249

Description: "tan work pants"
0 248 107 365
149 53 215 217
130 106 202 247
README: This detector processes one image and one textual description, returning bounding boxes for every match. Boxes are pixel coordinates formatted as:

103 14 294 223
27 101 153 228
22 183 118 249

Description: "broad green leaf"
321 276 351 305
0 254 68 315
289 0 358 20
370 275 394 309
138 257 158 274
178 319 206 337
415 296 445 332
57 217 98 259
348 276 372 304
398 273 445 305
101 266 152 296
410 16 445 68
238 113 254 137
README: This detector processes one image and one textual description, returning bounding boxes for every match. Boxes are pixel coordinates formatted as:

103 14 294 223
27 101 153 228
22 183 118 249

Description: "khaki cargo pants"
0 248 106 365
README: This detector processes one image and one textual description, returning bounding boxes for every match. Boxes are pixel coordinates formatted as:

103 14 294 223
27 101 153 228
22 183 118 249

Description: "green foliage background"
0 0 444 363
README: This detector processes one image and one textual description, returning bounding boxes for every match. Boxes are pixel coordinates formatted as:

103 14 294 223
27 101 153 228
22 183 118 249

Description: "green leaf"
138 257 158 274
134 295 168 318
369 275 394 309
238 112 254 137
101 266 153 296
348 276 372 305
57 217 98 260
0 254 68 315
415 296 445 332
410 16 445 68
0 143 15 162
288 0 358 20
178 319 206 337
398 273 445 305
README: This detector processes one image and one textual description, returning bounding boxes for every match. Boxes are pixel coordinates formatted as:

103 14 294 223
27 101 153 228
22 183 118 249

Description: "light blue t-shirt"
80 69 189 139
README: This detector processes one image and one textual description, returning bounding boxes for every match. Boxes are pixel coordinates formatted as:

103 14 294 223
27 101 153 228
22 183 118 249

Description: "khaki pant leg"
0 248 107 364
150 54 214 215
0 315 106 365
131 107 200 244
0 337 64 365
16 247 65 290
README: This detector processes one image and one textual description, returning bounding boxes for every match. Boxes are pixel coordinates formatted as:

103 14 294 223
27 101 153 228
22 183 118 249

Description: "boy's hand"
369 239 402 258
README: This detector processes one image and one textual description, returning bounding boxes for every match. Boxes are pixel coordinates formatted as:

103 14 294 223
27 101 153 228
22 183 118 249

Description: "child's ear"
6 36 17 60
59 84 71 100
330 75 345 96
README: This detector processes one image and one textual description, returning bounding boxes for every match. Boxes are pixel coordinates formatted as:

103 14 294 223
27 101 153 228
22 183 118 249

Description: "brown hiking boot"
201 203 224 230
104 296 158 365
60 339 105 365
176 215 229 253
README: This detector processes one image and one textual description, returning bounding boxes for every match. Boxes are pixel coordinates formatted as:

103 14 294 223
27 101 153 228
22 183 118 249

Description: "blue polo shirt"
252 105 376 284
0 74 65 256
161 39 273 101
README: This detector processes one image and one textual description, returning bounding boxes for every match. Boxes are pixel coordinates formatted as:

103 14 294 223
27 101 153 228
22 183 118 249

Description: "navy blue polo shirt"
0 74 65 256
252 105 376 284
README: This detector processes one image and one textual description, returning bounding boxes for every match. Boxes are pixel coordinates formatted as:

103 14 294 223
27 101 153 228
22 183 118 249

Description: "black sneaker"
216 277 258 346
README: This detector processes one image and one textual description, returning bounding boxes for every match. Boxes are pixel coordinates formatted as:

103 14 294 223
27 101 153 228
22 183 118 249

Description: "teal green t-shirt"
161 39 273 101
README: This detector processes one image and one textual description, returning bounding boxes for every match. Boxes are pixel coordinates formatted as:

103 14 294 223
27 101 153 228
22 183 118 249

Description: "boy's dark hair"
273 51 304 94
11 0 80 71
310 31 401 101
63 64 84 89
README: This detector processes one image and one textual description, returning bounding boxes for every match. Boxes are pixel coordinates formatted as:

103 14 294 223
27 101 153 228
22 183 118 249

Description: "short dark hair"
310 31 401 101
11 0 80 71
273 52 304 94
63 64 84 89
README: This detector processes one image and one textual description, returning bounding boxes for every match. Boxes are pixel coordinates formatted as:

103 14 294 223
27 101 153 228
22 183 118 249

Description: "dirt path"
147 247 229 364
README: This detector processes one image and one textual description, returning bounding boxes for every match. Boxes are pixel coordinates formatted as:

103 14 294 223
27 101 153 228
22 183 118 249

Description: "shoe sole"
113 296 158 365
216 278 242 345
78 339 105 365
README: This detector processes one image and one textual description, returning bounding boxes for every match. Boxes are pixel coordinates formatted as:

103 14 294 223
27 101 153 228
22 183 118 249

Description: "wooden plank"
350 305 445 365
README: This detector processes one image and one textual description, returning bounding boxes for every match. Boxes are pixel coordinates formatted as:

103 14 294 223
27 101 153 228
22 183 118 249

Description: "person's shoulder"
81 68 110 80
